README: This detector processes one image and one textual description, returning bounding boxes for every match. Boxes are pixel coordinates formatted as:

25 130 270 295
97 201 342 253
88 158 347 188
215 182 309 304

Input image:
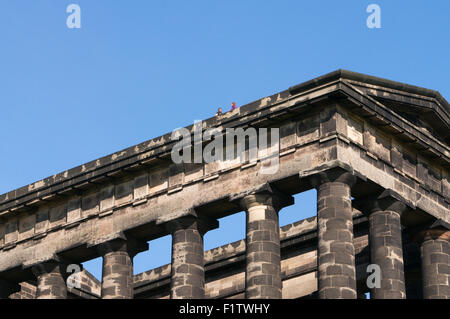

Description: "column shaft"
369 211 406 299
245 197 282 299
369 210 406 298
420 234 449 299
354 189 410 299
99 239 135 299
170 217 206 299
236 188 293 299
317 180 357 299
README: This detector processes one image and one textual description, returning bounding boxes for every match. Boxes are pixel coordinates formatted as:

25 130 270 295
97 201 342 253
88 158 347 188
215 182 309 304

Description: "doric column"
232 184 294 299
97 235 148 299
0 279 20 299
414 220 450 299
356 189 408 299
168 214 218 299
31 261 67 299
310 168 357 299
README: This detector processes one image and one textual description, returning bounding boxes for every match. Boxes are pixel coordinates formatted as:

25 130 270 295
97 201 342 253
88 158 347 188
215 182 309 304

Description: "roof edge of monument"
289 69 449 113
0 69 448 211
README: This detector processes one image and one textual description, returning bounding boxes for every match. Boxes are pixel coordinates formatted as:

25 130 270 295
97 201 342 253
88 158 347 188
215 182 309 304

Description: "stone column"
0 279 20 299
234 184 294 299
168 215 218 299
32 261 67 299
358 189 408 299
97 236 148 299
415 221 450 299
311 168 357 299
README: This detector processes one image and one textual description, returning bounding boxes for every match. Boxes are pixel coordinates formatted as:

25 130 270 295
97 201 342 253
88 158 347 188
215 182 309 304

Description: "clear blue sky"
0 1 448 281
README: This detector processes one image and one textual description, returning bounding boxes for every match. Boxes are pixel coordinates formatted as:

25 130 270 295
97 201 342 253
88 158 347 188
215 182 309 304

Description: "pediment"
337 71 449 145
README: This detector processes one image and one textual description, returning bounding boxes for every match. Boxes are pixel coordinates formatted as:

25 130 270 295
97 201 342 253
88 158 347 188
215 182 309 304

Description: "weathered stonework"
0 70 448 299
8 281 36 299
4 212 443 300
356 189 408 299
310 168 357 299
167 215 218 299
66 269 101 299
415 222 450 299
233 185 293 299
31 261 67 299
97 237 148 299
132 212 369 299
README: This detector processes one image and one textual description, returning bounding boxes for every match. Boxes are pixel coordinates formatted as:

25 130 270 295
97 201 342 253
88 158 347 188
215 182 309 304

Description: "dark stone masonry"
31 262 67 299
311 169 357 299
98 239 134 299
415 222 450 299
97 237 148 298
0 70 448 299
237 188 294 299
357 190 408 299
167 216 218 299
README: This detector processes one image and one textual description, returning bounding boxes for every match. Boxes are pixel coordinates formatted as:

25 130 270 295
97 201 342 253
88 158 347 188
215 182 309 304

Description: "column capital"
165 214 218 236
354 189 413 217
31 261 61 277
29 258 71 280
95 233 148 258
230 183 294 211
413 219 450 244
308 167 357 189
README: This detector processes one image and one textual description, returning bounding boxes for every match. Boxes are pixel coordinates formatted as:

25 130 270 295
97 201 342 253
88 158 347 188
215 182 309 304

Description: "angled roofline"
0 69 448 210
290 69 449 114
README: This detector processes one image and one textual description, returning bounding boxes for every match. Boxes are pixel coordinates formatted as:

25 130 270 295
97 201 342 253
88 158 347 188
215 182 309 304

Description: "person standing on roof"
231 102 238 111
